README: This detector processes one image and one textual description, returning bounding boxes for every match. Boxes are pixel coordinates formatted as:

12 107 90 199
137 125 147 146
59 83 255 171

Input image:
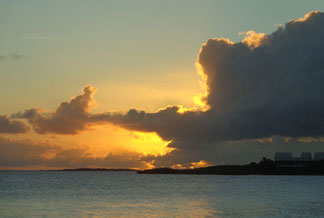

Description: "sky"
1 1 324 169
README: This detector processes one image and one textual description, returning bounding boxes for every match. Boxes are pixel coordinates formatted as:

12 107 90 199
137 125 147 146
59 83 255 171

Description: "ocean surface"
1 171 324 217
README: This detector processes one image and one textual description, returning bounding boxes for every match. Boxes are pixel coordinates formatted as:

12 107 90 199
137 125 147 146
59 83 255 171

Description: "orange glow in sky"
52 124 173 158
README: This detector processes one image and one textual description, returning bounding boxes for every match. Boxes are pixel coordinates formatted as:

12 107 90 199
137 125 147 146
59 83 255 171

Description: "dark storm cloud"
0 115 29 134
12 85 96 134
197 11 324 140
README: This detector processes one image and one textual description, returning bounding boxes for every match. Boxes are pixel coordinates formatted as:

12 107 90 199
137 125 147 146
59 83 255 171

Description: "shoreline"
137 160 324 175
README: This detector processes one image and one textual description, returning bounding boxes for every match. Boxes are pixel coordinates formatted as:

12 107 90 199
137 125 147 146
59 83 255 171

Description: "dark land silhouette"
137 158 324 175
53 168 137 171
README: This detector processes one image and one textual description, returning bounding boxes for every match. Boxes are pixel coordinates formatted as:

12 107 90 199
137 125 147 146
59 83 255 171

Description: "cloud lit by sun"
55 124 173 158
193 62 210 111
131 131 173 156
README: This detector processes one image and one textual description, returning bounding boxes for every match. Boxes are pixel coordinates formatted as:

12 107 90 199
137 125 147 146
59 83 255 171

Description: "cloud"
0 53 28 61
0 136 150 169
13 85 97 134
12 11 324 166
0 115 29 134
197 10 324 140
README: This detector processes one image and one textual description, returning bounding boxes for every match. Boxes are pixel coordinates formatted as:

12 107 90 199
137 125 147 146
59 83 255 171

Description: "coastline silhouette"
138 155 324 175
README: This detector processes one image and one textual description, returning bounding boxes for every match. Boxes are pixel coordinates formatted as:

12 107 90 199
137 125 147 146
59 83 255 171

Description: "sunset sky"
1 1 324 169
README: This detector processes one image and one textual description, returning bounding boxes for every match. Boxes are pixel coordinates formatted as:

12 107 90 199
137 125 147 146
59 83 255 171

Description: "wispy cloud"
0 53 29 61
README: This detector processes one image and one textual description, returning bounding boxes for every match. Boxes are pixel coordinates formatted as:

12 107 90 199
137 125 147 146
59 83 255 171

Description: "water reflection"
1 172 324 217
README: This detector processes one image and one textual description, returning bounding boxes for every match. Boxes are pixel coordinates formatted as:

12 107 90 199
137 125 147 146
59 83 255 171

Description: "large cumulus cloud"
198 10 324 140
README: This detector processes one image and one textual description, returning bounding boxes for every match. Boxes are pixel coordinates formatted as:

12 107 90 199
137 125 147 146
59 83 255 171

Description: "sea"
1 171 324 218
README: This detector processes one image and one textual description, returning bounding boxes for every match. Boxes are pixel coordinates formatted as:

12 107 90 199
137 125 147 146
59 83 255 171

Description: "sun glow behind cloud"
240 30 266 49
131 131 173 156
0 123 173 170
51 124 173 158
193 62 210 111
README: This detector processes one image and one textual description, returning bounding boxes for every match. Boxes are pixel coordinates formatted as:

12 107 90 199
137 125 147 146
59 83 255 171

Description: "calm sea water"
1 171 324 218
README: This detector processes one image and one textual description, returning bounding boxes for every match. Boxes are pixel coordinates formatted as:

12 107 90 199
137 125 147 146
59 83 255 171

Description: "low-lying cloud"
0 136 150 169
0 115 29 134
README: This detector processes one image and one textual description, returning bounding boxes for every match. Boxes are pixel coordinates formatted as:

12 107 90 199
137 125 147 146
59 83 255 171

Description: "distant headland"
137 152 324 175
51 168 137 171
49 152 324 175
